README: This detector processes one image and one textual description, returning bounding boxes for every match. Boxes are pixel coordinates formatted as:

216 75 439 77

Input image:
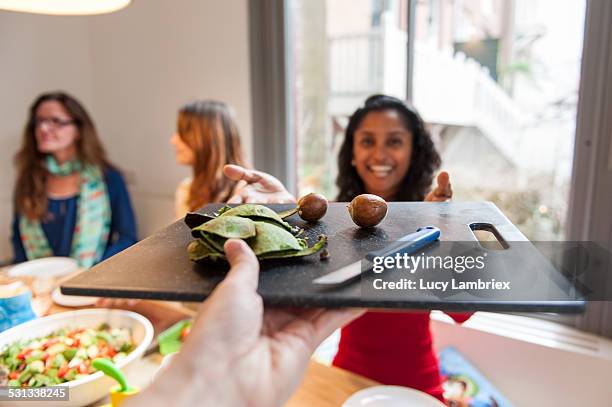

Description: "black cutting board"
61 202 585 313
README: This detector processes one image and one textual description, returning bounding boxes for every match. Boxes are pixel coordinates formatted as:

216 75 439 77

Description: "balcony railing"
328 22 525 167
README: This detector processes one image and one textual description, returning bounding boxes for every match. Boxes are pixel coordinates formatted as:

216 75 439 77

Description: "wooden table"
45 301 378 406
3 264 379 405
286 360 379 406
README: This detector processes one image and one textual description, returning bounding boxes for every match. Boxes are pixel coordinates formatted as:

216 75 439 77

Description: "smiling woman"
337 95 442 203
11 91 137 268
351 110 413 200
216 94 465 401
332 95 469 402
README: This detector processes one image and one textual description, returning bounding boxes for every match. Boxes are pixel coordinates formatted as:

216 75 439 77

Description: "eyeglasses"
34 117 76 129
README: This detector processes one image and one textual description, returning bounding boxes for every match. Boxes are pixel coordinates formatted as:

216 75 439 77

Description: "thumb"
223 239 259 290
435 171 451 195
223 164 250 182
437 171 449 189
224 164 285 191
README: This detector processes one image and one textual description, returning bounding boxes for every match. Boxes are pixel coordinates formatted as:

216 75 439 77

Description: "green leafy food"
219 204 294 232
258 234 327 259
248 221 302 255
184 212 215 229
186 203 327 263
192 215 257 239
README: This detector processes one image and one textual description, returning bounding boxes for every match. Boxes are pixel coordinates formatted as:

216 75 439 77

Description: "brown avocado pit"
347 194 388 228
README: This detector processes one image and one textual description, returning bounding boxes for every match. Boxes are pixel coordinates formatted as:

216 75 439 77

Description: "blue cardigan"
11 168 137 264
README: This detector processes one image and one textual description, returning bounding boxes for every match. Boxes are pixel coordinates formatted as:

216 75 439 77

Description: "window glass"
287 0 409 198
412 0 586 240
287 0 586 240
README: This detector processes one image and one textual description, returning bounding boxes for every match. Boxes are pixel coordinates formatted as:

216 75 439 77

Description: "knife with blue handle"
312 226 441 286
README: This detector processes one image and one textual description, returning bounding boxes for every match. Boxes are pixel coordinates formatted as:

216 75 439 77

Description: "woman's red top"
333 311 472 401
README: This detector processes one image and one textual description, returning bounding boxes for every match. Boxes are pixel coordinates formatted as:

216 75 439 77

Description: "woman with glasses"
11 91 137 267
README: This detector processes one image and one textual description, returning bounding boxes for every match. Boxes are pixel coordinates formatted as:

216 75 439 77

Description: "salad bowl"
0 309 153 406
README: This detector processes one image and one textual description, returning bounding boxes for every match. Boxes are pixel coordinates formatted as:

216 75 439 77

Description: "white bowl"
0 309 154 407
343 385 445 407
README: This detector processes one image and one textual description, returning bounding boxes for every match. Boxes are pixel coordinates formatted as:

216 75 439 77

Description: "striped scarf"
18 156 111 268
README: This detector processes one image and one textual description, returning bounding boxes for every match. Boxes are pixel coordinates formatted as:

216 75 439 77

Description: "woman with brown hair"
11 91 137 267
171 100 247 218
330 95 470 401
223 95 470 402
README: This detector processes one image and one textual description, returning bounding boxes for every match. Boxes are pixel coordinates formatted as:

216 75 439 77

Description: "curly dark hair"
336 94 441 202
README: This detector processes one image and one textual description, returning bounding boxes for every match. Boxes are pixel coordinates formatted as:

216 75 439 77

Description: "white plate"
8 257 78 278
51 287 99 307
343 386 445 407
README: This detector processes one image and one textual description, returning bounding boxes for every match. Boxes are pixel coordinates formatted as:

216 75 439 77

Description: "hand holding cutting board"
127 239 363 407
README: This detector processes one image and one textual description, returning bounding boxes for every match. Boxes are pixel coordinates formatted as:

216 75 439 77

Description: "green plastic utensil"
93 358 133 393
157 319 192 355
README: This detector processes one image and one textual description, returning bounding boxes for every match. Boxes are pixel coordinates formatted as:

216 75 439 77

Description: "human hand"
128 239 363 407
224 164 296 204
425 171 452 202
96 298 196 333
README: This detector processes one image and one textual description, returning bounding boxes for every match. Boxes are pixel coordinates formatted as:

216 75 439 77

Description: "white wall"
0 0 252 261
0 11 95 261
88 0 252 238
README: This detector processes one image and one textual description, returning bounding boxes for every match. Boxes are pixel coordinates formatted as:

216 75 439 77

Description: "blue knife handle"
365 226 440 261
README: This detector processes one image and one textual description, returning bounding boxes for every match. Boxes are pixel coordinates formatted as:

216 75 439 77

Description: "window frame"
248 0 297 194
565 0 612 336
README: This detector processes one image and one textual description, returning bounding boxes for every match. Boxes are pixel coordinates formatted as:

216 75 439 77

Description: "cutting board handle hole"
469 223 508 250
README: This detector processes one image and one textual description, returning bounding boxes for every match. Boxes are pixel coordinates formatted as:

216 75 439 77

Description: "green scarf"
45 155 82 176
18 156 111 268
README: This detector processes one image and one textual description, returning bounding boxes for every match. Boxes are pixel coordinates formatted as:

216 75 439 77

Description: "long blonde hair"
177 100 246 211
14 91 112 220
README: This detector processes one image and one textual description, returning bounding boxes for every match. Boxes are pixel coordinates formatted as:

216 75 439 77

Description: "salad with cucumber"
0 323 136 387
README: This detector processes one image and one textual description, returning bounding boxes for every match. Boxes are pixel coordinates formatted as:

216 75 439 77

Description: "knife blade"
312 226 441 286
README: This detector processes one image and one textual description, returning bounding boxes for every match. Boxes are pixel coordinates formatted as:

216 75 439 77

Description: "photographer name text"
372 278 511 291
